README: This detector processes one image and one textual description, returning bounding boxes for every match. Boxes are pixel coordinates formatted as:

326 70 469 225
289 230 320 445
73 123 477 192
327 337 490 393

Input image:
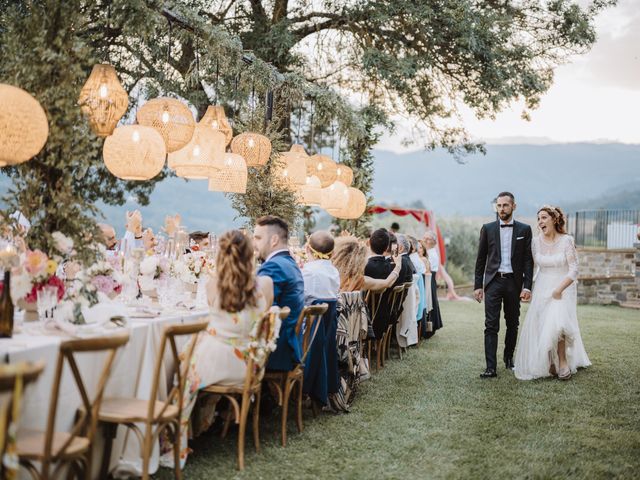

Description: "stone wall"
576 244 640 305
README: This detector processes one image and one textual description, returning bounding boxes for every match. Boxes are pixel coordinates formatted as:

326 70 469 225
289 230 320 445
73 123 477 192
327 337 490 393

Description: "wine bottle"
0 270 14 338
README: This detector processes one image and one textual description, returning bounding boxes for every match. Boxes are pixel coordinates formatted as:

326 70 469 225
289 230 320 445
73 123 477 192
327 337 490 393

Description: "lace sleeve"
564 235 579 281
531 236 540 282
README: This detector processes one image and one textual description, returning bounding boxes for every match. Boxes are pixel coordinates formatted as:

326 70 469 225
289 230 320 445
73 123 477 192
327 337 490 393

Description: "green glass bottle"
0 270 14 338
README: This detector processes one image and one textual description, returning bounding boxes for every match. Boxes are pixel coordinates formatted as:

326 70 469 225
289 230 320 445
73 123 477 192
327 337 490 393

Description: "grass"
155 302 640 479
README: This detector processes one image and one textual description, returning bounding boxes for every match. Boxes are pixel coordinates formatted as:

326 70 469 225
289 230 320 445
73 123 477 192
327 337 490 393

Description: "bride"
514 205 591 380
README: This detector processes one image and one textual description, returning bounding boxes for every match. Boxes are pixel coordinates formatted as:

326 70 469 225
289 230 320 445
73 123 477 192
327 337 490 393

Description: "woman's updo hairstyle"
215 229 258 313
538 205 567 234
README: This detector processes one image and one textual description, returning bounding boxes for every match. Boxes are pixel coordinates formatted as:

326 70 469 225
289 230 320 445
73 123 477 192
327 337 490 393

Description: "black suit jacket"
474 220 533 292
365 256 395 338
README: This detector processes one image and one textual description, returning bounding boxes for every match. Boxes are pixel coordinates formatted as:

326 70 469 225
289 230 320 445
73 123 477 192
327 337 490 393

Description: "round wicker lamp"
208 153 247 193
0 84 49 167
168 125 225 179
320 181 349 212
298 175 322 206
307 154 337 187
335 164 354 187
199 105 233 146
103 125 166 180
78 64 129 138
136 98 195 153
334 187 367 219
230 132 272 167
274 144 308 188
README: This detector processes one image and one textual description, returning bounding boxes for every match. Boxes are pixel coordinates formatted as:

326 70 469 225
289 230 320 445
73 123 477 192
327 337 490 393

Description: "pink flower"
91 275 117 295
24 250 48 277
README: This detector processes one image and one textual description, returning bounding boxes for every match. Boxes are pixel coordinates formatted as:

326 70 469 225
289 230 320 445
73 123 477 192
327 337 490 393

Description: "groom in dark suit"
474 192 534 378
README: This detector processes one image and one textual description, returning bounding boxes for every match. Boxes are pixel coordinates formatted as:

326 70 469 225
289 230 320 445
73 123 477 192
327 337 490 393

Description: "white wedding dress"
514 234 591 380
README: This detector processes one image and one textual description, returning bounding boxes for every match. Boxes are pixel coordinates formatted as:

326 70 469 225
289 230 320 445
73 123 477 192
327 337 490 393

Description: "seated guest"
332 236 401 292
189 230 210 251
163 230 273 467
302 231 340 305
98 223 117 251
395 234 417 284
254 215 305 371
364 228 397 339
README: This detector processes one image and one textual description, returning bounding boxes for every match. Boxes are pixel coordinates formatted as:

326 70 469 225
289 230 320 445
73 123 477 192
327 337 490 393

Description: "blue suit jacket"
258 251 304 371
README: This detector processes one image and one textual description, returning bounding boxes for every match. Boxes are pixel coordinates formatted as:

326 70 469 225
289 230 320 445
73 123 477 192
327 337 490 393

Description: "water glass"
36 286 58 322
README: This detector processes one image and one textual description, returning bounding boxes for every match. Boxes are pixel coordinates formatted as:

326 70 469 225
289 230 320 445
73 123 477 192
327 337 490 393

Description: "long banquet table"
0 305 210 479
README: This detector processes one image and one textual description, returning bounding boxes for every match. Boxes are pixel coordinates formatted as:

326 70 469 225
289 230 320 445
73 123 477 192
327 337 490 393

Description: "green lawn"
156 302 640 479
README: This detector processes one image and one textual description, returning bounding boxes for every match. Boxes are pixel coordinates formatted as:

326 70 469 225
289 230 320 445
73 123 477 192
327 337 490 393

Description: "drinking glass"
36 286 58 322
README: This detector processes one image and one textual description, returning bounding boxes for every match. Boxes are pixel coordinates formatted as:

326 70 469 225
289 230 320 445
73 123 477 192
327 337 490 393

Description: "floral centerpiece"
138 255 169 294
86 259 123 299
178 252 211 285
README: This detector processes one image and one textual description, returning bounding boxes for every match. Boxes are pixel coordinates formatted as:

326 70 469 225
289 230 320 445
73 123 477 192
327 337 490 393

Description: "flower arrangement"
138 255 169 292
11 249 65 305
86 260 123 298
177 252 211 285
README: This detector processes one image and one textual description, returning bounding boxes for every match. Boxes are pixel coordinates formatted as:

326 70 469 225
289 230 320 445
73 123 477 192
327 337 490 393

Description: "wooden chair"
364 289 386 373
17 332 130 480
96 321 207 480
264 303 328 447
201 306 289 470
0 362 45 479
383 285 406 362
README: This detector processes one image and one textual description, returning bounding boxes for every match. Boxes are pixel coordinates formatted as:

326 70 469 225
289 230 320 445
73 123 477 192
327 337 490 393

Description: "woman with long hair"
162 230 273 467
514 206 590 380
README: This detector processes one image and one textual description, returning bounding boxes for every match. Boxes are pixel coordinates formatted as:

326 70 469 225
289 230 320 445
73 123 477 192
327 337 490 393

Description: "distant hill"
1 142 638 234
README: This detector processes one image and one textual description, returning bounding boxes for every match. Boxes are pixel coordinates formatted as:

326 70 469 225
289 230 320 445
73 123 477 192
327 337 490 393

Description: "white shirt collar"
499 218 514 226
264 248 289 263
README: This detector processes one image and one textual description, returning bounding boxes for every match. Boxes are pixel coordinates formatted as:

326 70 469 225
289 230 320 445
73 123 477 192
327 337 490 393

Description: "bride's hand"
552 289 562 300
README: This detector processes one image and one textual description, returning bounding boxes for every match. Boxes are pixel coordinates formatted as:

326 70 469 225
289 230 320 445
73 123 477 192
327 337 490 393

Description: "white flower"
139 256 159 276
52 231 74 255
10 271 32 303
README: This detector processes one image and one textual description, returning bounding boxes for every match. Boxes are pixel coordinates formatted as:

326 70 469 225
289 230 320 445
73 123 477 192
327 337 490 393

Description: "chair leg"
311 399 319 418
172 420 182 480
281 377 293 447
221 405 233 439
237 395 251 470
376 339 382 371
98 422 118 480
141 425 154 480
252 390 261 453
295 381 304 433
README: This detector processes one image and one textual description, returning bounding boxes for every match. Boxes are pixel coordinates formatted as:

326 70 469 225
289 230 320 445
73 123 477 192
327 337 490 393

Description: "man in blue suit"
254 215 305 371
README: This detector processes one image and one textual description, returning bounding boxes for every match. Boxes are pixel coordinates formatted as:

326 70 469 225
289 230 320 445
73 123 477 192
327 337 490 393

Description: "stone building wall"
576 244 640 305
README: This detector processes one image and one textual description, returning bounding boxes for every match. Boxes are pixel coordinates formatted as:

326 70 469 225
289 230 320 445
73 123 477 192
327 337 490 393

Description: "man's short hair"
309 231 334 255
497 191 515 202
370 228 390 255
189 231 209 241
256 215 289 241
390 222 400 232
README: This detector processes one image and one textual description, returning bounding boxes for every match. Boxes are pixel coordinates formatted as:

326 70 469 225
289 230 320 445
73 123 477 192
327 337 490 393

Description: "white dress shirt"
427 247 440 273
121 230 144 255
302 259 340 305
499 219 514 273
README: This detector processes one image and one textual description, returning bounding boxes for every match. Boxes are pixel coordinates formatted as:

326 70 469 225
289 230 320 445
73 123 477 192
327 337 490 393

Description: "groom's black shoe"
480 368 497 378
505 358 515 370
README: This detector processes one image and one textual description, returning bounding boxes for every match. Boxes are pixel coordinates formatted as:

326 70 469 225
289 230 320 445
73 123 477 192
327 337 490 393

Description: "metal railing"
568 210 640 249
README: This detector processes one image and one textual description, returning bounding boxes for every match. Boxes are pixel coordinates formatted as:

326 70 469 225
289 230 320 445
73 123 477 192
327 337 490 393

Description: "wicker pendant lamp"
78 64 129 138
320 181 349 213
208 153 247 193
297 175 322 206
103 125 166 180
168 125 225 179
199 105 233 146
335 164 354 187
332 187 367 219
307 154 337 187
230 132 272 167
0 84 49 167
136 98 195 153
274 144 308 188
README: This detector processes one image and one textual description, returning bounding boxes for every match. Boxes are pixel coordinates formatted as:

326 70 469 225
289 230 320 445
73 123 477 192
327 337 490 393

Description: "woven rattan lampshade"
137 98 195 153
274 144 308 188
0 84 49 167
335 164 354 187
103 125 166 180
208 153 247 193
199 105 233 146
321 181 349 212
230 132 272 167
297 175 322 206
168 125 225 179
307 154 337 187
78 64 129 138
332 187 367 219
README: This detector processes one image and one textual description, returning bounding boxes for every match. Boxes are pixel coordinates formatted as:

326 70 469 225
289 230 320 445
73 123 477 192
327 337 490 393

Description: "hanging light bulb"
161 110 170 124
99 83 108 98
132 130 141 143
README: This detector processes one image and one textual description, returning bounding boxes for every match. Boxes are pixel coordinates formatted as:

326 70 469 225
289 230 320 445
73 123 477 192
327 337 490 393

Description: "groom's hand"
520 290 531 302
473 289 483 303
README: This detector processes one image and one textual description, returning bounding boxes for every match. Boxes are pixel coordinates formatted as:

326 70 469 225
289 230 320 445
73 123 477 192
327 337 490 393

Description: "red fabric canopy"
368 205 446 264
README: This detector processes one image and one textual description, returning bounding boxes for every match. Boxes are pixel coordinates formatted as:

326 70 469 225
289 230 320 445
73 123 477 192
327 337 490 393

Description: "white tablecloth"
0 306 210 479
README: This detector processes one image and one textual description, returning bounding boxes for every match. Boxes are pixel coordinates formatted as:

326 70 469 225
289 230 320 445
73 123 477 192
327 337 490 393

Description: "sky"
377 0 640 152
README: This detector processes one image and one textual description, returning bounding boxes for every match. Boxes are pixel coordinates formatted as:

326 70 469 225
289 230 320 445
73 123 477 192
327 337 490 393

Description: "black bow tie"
500 224 513 228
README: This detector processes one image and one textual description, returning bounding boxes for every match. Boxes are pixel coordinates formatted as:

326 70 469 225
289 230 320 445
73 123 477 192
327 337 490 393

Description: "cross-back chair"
364 289 387 372
264 303 328 447
201 306 289 470
17 332 130 480
96 321 207 480
384 284 407 361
